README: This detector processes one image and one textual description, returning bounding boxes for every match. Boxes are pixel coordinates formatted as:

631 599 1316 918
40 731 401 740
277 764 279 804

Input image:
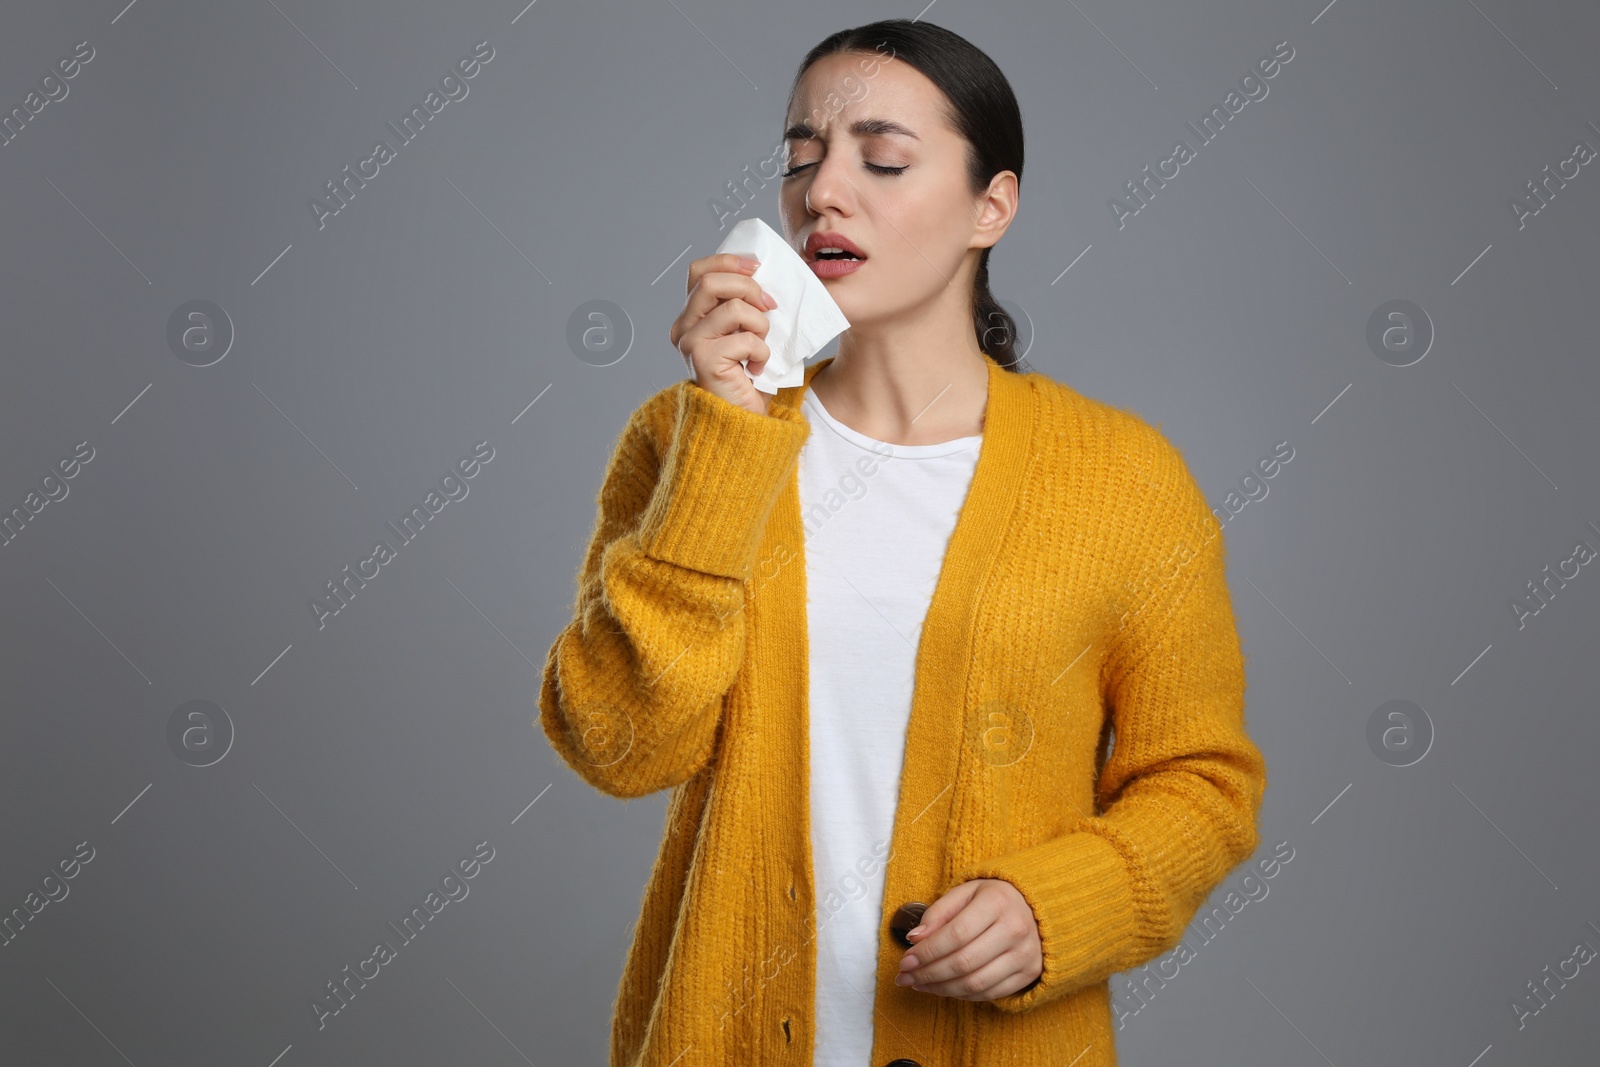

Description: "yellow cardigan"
539 353 1268 1067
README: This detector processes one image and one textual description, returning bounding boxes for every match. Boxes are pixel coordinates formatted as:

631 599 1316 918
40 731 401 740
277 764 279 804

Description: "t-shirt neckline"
802 389 983 459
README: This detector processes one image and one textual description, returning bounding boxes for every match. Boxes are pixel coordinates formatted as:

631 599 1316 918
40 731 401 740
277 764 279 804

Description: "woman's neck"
809 338 989 446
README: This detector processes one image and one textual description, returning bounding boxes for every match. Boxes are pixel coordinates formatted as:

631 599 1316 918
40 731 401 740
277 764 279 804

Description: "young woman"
540 19 1268 1067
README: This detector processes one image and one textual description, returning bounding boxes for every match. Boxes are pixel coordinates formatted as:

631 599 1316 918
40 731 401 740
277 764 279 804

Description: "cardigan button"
888 901 927 948
884 1060 922 1067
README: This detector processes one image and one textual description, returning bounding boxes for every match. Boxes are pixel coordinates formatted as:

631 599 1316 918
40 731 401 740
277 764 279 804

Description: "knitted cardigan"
539 353 1268 1067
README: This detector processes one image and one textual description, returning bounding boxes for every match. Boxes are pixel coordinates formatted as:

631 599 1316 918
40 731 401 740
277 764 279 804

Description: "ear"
970 170 1019 251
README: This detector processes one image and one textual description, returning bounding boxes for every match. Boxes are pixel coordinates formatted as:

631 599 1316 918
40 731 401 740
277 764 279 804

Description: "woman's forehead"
786 60 940 133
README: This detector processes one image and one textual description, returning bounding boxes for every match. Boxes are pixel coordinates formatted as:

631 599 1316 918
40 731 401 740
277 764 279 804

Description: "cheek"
880 193 968 276
778 186 807 228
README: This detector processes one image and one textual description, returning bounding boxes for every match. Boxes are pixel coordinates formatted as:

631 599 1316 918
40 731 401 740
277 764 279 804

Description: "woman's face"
779 50 1015 332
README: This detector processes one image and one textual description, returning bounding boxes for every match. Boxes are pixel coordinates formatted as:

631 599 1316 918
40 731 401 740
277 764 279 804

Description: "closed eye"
781 161 907 178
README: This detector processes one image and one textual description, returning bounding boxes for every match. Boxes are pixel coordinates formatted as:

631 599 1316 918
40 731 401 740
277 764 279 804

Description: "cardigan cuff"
949 830 1137 1014
636 382 809 580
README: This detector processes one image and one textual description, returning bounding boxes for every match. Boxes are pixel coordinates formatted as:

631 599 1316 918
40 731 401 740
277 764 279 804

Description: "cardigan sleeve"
947 433 1267 1014
538 381 810 799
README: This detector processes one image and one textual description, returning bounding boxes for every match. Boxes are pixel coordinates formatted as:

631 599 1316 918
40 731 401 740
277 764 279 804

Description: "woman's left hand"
893 878 1043 1001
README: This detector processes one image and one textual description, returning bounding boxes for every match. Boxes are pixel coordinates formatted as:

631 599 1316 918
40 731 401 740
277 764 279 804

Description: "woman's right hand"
668 253 780 416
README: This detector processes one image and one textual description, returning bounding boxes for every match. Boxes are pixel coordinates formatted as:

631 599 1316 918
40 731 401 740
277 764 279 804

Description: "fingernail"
900 954 918 969
907 925 926 938
894 973 914 986
739 257 761 270
761 289 778 309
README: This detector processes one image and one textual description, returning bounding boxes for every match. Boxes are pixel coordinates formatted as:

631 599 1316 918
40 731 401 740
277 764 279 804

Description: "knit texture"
539 353 1268 1067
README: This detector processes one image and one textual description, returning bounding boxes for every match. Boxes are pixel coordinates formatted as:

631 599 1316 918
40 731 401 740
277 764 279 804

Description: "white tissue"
711 217 851 394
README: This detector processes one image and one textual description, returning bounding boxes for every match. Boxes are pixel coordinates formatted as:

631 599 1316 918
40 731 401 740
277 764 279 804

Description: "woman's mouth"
809 247 865 279
803 232 868 279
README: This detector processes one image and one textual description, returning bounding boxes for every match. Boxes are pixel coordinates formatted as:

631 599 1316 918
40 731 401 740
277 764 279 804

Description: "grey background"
2 0 1596 1064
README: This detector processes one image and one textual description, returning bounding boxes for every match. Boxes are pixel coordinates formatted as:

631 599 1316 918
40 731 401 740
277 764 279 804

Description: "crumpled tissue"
712 217 851 394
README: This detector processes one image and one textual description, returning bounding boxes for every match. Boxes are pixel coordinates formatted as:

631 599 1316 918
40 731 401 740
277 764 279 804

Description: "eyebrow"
783 117 920 142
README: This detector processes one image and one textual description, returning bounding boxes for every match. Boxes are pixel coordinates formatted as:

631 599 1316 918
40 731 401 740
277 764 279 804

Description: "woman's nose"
805 154 854 216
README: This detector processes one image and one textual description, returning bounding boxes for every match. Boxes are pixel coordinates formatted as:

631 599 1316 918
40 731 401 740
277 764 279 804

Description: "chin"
824 289 860 321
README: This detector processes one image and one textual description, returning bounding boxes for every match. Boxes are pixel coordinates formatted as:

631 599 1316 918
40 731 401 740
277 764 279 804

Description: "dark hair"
789 19 1026 372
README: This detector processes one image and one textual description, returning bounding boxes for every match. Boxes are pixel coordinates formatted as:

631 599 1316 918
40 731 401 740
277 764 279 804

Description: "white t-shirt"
798 387 983 1066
